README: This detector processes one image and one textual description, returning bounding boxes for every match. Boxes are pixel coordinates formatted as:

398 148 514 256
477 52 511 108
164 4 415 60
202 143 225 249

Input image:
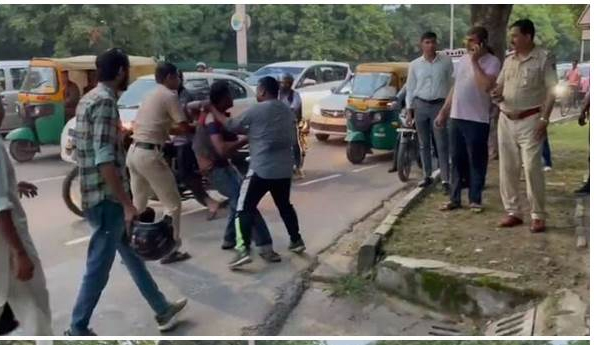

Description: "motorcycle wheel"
9 140 37 162
62 167 84 217
346 142 367 164
397 137 413 182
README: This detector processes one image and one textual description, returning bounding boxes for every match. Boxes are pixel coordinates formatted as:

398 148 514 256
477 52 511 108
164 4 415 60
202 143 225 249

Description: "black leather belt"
134 141 161 150
417 97 445 104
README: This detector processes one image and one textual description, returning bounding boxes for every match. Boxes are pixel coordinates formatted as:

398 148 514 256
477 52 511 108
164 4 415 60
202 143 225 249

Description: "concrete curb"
356 169 441 273
375 255 542 318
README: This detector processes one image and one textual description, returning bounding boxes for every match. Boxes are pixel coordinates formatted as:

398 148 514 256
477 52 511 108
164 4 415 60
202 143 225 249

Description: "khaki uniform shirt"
132 84 185 145
497 46 557 114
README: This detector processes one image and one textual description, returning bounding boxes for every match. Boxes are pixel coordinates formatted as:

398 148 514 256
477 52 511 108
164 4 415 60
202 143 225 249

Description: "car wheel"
9 140 37 162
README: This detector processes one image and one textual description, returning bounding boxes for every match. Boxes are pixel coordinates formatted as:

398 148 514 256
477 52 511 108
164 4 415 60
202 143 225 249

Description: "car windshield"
246 66 304 86
351 73 392 97
117 79 158 108
21 67 58 94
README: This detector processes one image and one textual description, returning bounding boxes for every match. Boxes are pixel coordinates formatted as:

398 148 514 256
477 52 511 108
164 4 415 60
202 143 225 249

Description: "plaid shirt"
75 83 129 210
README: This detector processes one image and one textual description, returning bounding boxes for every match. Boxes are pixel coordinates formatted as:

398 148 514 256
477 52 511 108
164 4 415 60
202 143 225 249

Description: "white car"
246 61 351 121
60 72 256 163
310 76 352 141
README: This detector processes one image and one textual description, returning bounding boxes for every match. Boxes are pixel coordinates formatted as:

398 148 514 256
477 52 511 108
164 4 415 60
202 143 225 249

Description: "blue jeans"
542 135 552 167
209 165 273 251
69 200 169 334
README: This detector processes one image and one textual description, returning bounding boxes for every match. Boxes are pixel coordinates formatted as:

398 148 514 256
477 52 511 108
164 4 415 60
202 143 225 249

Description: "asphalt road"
11 136 411 335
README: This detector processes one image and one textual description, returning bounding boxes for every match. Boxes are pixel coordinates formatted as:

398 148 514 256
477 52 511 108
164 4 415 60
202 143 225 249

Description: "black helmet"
130 207 176 261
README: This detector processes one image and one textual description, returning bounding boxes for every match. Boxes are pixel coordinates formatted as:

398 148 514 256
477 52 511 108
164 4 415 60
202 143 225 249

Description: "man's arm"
540 53 559 121
166 92 194 135
213 107 253 134
471 53 499 92
405 63 416 111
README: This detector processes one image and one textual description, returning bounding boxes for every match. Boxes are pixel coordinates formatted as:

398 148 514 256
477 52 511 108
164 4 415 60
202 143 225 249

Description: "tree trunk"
470 5 514 63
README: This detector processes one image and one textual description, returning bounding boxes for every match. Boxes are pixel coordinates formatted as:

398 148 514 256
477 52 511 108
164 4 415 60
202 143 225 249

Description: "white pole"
580 39 585 62
450 4 454 49
235 4 248 71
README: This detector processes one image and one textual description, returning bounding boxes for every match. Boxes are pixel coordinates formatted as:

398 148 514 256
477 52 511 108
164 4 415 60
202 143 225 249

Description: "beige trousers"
126 145 182 241
498 113 546 220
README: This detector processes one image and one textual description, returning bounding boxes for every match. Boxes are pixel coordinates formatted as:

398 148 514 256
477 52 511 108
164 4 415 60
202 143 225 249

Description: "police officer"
491 19 557 233
127 62 193 264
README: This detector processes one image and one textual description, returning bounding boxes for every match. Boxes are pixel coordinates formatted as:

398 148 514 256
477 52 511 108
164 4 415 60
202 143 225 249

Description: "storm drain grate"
427 324 463 336
484 307 536 336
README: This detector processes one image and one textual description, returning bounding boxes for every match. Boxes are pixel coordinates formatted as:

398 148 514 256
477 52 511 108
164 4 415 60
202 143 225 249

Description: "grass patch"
384 121 589 298
327 274 373 301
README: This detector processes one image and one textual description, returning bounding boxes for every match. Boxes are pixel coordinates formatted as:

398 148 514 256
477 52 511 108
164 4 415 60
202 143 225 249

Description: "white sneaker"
543 166 553 172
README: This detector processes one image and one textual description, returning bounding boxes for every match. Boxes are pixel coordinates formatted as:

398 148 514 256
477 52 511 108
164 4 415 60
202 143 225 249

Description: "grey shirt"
225 99 296 179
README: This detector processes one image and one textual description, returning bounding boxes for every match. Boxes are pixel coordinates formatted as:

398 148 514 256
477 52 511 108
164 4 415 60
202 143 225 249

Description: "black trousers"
174 142 211 206
236 172 302 250
449 118 490 205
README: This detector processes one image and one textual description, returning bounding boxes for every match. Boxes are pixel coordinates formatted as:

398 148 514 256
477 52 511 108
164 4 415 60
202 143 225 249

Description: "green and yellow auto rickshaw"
6 55 155 162
345 62 408 164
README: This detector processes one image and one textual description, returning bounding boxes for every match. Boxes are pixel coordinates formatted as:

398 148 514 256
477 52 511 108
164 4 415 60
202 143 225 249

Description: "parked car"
60 72 256 163
0 60 29 133
310 75 352 141
246 61 352 121
212 68 252 81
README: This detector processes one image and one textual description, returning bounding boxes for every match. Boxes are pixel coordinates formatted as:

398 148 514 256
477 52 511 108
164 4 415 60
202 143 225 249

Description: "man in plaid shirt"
65 49 187 336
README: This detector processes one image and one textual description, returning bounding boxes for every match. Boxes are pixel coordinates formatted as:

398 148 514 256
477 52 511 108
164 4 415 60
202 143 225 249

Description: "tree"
471 4 514 62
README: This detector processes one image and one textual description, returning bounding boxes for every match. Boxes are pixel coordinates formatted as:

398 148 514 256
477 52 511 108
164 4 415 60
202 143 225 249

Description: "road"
12 136 410 336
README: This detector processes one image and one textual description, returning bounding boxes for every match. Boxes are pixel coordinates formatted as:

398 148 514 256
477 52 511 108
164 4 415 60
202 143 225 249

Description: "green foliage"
0 4 586 66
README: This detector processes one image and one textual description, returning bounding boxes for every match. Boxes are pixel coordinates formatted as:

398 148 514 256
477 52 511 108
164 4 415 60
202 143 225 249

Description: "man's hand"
12 251 34 281
434 111 447 128
470 44 485 64
405 109 414 127
123 203 138 236
17 181 38 199
534 120 548 141
490 85 504 103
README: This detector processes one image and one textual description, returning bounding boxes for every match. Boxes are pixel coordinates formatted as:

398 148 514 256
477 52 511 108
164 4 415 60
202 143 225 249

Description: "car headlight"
372 112 383 122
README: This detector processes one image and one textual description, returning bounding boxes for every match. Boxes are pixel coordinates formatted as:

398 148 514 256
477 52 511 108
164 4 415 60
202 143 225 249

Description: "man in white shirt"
406 31 454 193
0 101 53 335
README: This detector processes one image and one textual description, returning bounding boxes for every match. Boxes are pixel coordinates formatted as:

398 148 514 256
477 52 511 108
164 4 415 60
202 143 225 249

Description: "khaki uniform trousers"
126 145 182 241
498 113 546 220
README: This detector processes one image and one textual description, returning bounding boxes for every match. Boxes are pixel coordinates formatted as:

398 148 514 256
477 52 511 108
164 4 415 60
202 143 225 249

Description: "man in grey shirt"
406 31 453 193
211 76 305 268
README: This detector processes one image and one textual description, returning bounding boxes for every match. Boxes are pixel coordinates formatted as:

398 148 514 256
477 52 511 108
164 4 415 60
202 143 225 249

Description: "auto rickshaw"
6 55 156 162
345 62 408 164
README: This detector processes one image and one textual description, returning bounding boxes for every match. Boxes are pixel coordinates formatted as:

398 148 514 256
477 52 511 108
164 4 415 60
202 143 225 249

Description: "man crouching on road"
209 76 306 269
127 62 194 264
66 49 186 335
0 100 52 335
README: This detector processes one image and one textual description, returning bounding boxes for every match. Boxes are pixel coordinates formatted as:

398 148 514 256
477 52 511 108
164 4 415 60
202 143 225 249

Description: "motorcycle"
388 102 422 182
62 127 249 218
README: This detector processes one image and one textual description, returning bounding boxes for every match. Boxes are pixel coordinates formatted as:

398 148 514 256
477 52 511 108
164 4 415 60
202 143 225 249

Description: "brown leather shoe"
529 219 546 233
498 214 524 228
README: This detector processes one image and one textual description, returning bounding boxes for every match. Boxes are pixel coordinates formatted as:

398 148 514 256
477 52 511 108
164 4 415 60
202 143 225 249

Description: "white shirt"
0 139 39 306
406 53 454 109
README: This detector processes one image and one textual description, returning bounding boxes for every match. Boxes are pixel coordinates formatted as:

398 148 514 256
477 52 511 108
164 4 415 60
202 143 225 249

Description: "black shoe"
418 177 433 188
442 182 450 195
288 239 306 253
156 298 188 332
221 241 236 250
575 183 590 196
388 167 397 173
64 328 97 336
229 248 252 269
259 250 282 263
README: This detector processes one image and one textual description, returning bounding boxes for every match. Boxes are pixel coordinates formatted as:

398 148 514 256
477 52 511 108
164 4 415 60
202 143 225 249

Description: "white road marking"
352 164 379 173
296 174 342 186
30 175 67 184
65 235 91 246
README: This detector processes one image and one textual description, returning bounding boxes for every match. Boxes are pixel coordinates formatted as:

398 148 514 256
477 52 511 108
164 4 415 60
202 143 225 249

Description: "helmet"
196 62 207 69
130 207 176 261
